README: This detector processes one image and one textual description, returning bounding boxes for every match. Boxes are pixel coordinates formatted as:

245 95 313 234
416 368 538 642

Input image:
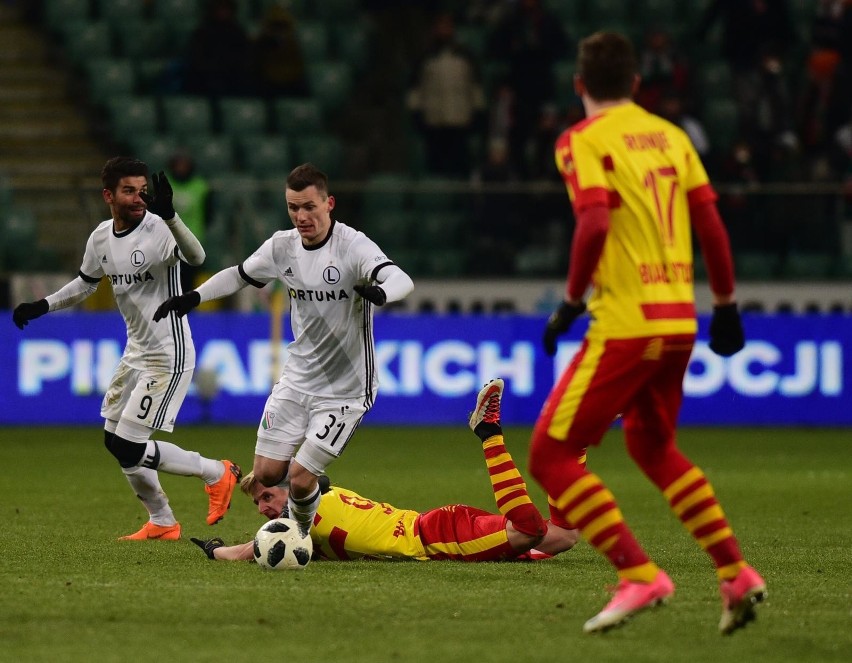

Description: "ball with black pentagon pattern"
253 518 313 570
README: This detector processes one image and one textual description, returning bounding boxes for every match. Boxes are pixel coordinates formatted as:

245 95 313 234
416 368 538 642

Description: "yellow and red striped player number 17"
643 166 679 247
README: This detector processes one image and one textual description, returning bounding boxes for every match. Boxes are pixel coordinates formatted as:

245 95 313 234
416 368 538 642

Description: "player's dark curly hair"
101 156 149 192
577 31 637 101
287 162 329 196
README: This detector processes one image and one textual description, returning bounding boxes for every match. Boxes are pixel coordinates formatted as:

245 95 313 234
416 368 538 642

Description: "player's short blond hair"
240 471 289 496
239 471 258 496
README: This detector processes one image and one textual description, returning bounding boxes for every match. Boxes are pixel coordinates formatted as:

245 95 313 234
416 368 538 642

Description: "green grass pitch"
0 425 849 662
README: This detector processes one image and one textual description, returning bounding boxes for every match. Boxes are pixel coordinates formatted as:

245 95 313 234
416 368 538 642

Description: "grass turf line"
0 426 849 662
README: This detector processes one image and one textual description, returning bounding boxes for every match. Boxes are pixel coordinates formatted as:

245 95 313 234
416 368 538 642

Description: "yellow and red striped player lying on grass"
191 380 579 563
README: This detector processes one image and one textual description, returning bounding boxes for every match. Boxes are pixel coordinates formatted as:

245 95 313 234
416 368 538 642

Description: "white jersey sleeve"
86 213 194 372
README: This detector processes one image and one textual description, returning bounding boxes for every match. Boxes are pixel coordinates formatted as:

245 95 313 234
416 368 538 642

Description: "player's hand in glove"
708 302 745 356
354 284 387 306
190 537 225 560
153 291 201 321
140 171 175 220
12 299 49 330
542 301 586 357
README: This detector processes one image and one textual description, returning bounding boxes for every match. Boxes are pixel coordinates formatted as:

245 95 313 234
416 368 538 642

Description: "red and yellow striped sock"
663 466 746 581
483 435 545 537
553 471 658 583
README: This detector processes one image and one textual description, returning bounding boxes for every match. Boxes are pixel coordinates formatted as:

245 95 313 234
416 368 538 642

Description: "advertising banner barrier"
2 313 848 426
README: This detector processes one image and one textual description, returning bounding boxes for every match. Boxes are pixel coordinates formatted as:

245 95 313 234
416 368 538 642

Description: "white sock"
148 440 223 483
122 466 177 526
287 484 321 536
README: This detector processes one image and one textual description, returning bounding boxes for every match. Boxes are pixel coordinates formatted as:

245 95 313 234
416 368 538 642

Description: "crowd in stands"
11 0 852 279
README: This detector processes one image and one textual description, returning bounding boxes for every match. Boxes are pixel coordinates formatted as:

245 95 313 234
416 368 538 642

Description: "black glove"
354 284 387 306
140 171 175 220
542 301 586 357
708 303 745 357
190 537 225 560
318 474 331 494
153 291 201 321
12 299 49 330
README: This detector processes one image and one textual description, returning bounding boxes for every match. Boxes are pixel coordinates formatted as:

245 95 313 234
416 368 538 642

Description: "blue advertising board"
1 312 848 426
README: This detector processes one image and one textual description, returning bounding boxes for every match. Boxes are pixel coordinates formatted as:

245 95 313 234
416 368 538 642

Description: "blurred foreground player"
528 32 765 634
12 157 240 540
192 380 579 562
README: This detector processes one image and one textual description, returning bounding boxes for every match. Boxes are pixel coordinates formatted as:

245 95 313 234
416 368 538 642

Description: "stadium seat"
202 210 237 270
422 250 467 277
293 134 343 178
514 245 563 276
242 209 286 255
256 0 308 18
113 20 170 59
700 60 732 99
703 98 740 153
313 0 362 21
385 249 423 277
361 211 416 251
306 61 353 114
787 0 817 22
332 21 371 71
0 206 39 269
239 135 292 177
62 21 114 69
552 59 578 107
418 212 466 250
273 98 323 136
586 0 630 25
126 133 182 170
218 97 269 137
135 57 183 95
43 0 92 32
735 252 779 280
297 21 329 61
85 58 136 106
154 0 201 24
95 0 145 23
632 0 679 27
783 253 834 280
106 95 160 139
544 0 581 23
211 174 259 217
411 177 458 213
161 96 214 138
455 24 487 60
361 173 410 214
184 136 236 177
833 256 852 279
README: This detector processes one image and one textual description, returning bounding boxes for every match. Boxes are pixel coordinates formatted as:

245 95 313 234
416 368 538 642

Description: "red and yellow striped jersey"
554 102 717 338
311 486 427 561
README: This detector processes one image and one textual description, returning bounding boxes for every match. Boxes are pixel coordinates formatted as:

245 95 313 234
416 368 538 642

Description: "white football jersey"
241 221 391 403
78 212 195 372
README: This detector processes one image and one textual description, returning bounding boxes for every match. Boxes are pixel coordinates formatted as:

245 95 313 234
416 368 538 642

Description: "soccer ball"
253 518 313 570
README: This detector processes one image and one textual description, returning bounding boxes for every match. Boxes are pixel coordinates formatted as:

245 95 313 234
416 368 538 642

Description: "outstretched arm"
13 274 99 329
191 537 254 561
153 265 251 321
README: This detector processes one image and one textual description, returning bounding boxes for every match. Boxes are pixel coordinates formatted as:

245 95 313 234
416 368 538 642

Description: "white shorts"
255 383 367 475
101 359 192 433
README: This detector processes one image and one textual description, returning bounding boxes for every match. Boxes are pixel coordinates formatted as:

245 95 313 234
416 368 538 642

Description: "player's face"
251 484 289 520
285 185 335 246
103 176 148 227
